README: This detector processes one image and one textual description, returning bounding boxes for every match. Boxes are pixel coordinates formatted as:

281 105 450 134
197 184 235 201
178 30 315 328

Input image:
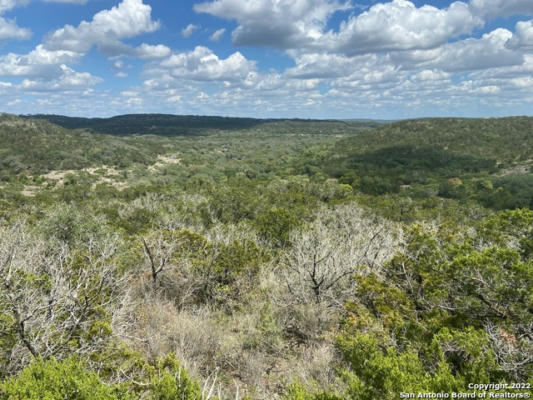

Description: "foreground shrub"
0 358 131 400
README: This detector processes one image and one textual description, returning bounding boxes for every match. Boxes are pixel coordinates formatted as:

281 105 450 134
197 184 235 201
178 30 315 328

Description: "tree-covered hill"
313 117 533 208
24 113 382 136
0 114 163 176
334 117 533 161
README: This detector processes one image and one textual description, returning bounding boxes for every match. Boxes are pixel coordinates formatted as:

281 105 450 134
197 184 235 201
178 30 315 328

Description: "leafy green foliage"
0 114 164 175
0 358 132 400
26 113 379 136
255 207 301 247
146 355 205 400
304 117 533 210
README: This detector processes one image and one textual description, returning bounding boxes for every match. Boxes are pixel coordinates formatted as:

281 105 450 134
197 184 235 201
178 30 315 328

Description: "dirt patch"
41 165 127 190
42 170 77 181
498 160 532 176
148 154 181 172
157 155 181 164
21 186 39 197
92 176 129 191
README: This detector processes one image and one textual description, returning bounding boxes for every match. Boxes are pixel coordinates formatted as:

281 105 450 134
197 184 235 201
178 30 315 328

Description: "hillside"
0 114 164 176
25 113 383 136
313 117 533 209
334 117 533 161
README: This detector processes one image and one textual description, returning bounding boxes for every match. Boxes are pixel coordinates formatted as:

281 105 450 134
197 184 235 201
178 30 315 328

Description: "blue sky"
1 0 533 119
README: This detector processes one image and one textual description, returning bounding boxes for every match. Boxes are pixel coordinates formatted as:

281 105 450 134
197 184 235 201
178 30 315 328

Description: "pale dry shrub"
129 298 221 376
289 341 339 389
280 202 401 307
0 221 128 375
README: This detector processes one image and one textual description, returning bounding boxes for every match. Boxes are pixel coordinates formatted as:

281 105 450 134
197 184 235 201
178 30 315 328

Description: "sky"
0 0 533 119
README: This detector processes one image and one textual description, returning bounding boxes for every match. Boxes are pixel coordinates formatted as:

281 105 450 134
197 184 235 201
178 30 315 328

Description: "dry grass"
124 262 343 399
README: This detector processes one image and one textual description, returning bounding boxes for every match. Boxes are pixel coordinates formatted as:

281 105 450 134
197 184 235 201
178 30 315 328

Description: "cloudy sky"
0 0 533 119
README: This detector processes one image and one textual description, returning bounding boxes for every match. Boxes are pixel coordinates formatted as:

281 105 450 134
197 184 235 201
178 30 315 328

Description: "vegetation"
0 114 531 399
24 113 381 136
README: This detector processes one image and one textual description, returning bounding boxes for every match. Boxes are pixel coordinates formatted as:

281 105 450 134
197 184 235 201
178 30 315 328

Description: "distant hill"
0 114 161 175
23 113 383 136
0 113 381 176
23 113 263 136
334 117 533 162
316 117 533 201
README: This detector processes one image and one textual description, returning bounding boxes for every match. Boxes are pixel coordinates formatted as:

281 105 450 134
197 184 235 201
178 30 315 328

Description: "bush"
0 358 132 400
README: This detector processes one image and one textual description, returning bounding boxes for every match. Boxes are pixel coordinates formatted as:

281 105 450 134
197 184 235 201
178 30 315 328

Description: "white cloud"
511 76 533 87
0 0 162 97
210 28 225 42
194 0 350 48
0 45 81 77
195 0 484 56
322 0 482 56
156 46 256 82
471 85 501 94
44 0 159 55
18 64 102 91
469 0 533 19
0 0 164 98
0 0 28 12
181 23 199 38
0 0 31 41
507 19 533 50
285 52 369 79
410 70 451 82
134 43 172 59
422 28 523 72
113 60 125 70
0 16 31 40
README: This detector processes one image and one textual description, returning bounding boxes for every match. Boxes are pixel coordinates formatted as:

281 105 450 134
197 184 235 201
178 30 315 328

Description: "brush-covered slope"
0 114 160 176
25 113 383 136
315 117 533 208
336 117 533 161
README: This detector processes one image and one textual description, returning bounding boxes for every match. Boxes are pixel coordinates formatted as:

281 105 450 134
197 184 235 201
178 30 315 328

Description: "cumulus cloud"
181 23 199 38
0 16 31 40
155 46 256 82
422 28 523 72
134 43 172 59
0 0 29 12
323 0 483 56
18 64 102 91
194 0 350 48
194 0 484 56
285 52 368 79
44 0 159 55
0 0 31 41
210 28 225 42
410 69 451 82
0 0 162 95
0 45 81 77
507 19 533 50
469 0 533 19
